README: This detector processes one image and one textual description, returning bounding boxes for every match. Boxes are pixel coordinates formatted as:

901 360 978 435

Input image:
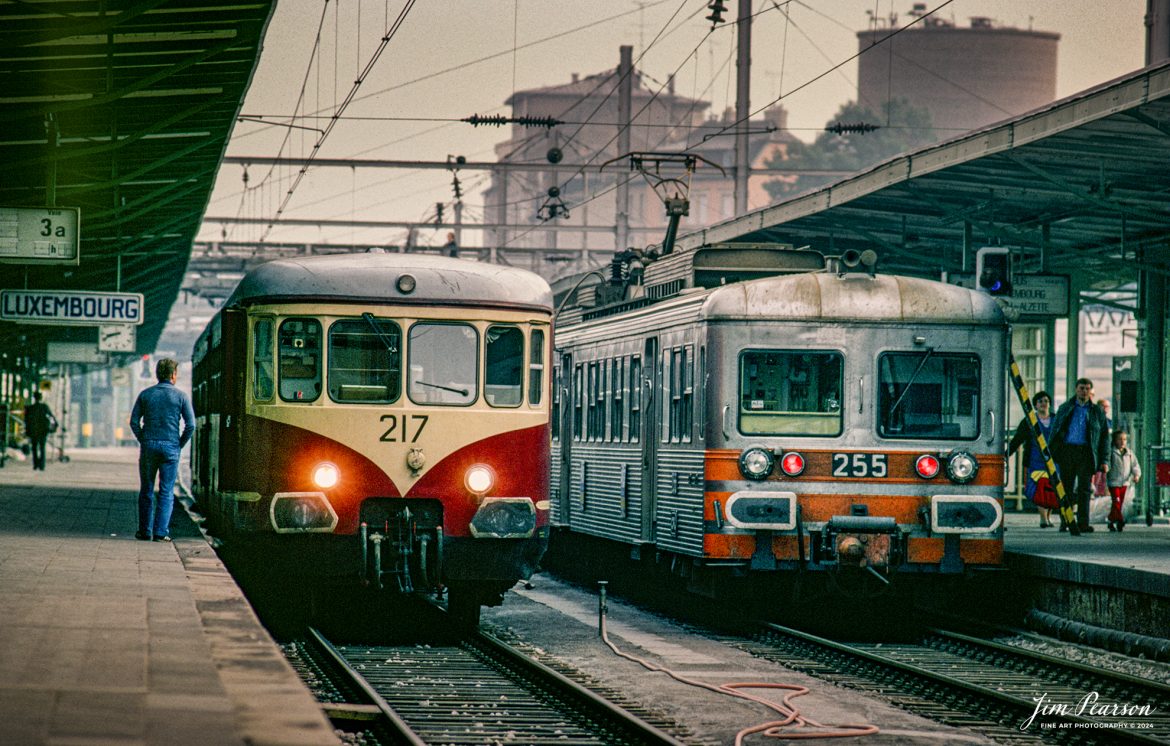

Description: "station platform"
0 447 339 746
1001 509 1170 644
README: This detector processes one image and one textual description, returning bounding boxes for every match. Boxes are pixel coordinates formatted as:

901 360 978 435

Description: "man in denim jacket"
1050 378 1110 533
129 358 195 541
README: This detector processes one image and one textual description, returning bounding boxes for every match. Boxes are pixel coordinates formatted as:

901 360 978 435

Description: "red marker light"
915 454 941 479
780 452 806 477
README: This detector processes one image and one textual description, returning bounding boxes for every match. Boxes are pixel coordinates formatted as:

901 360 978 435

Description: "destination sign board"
0 206 80 265
949 273 1070 318
0 290 144 325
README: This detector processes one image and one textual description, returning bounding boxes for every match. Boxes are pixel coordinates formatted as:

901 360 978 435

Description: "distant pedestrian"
1097 398 1113 431
1007 391 1057 528
1050 378 1110 533
1106 430 1141 532
443 231 459 258
129 358 195 542
23 391 56 471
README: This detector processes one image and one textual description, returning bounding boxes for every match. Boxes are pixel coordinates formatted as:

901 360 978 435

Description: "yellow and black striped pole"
1008 355 1079 535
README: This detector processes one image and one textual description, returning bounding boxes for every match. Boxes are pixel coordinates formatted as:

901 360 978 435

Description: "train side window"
611 357 624 442
551 363 561 442
573 365 583 441
407 322 478 406
738 350 843 436
681 345 693 443
877 352 980 440
629 355 641 442
278 318 322 402
253 318 274 401
586 361 601 441
485 325 523 407
328 318 401 404
528 329 545 406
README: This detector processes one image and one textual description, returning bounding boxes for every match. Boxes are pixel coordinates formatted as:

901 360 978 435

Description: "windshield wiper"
361 312 398 354
888 348 934 418
416 380 469 397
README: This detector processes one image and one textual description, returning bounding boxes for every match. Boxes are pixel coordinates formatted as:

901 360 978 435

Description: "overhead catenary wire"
262 0 419 241
696 0 958 146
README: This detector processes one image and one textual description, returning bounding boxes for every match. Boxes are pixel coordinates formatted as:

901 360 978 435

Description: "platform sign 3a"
0 207 80 265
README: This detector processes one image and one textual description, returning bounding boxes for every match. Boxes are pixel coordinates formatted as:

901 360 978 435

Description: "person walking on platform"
23 391 56 471
1106 430 1141 532
129 358 195 542
1050 378 1110 533
1007 391 1057 528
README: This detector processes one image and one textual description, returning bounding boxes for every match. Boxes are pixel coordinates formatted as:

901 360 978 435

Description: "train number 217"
380 414 429 443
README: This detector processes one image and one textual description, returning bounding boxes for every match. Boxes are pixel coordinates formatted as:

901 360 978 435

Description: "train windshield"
738 351 843 436
328 317 401 403
407 322 478 405
485 325 523 407
278 318 322 402
878 352 980 440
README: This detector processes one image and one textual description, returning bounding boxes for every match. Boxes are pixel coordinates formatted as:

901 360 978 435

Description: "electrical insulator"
706 0 727 28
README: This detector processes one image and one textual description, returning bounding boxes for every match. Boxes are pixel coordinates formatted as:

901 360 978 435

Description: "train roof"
224 253 553 312
701 271 1006 324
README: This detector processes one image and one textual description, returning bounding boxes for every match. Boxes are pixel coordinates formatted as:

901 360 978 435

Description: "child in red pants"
1106 431 1142 531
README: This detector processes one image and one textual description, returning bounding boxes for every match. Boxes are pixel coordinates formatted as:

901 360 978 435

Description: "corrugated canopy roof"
0 0 276 366
674 61 1170 308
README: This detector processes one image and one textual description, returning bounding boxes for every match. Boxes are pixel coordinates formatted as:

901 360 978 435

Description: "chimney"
571 73 579 83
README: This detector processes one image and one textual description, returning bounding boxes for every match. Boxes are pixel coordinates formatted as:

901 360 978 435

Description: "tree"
763 99 936 201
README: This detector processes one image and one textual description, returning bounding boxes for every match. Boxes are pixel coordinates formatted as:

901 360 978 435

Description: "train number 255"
831 452 888 478
380 414 428 443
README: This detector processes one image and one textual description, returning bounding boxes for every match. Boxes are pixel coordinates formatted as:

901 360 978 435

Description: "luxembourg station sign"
1 289 144 325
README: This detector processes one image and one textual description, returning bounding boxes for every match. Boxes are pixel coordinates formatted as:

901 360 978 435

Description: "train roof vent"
641 243 826 290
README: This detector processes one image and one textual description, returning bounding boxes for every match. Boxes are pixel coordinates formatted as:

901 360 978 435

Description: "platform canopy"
674 61 1170 309
0 0 276 367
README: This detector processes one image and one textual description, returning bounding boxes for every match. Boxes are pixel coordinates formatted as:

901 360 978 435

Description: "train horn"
838 249 878 275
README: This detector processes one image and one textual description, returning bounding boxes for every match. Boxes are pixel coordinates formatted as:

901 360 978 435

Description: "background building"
857 5 1059 135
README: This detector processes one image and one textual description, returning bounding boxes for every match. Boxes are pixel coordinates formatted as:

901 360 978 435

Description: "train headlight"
312 462 340 489
465 464 495 494
915 454 940 479
946 451 979 484
779 451 806 477
739 447 774 481
396 273 417 294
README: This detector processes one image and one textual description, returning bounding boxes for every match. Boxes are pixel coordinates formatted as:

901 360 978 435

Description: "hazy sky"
197 1 1146 251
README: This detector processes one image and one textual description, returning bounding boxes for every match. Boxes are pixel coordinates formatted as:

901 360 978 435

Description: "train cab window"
485 325 523 407
407 322 477 406
253 318 275 401
738 350 843 436
528 329 545 406
878 352 980 440
328 318 401 404
278 318 322 402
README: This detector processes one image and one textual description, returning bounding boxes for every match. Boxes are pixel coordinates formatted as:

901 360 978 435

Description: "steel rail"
757 622 1167 745
467 629 686 746
305 627 427 746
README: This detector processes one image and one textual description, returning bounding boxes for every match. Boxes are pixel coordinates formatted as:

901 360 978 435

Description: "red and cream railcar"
192 254 552 620
552 245 1008 595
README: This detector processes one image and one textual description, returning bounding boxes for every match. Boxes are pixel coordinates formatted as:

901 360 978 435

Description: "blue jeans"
138 441 180 537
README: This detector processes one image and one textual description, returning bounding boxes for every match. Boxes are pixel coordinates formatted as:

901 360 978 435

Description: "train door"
217 307 247 490
640 337 660 543
557 352 573 524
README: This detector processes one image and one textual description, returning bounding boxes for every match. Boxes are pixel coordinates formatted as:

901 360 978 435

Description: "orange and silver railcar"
551 245 1007 592
192 254 552 621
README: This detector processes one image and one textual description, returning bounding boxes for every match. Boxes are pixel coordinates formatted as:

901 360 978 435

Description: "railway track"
733 622 1170 745
286 626 686 745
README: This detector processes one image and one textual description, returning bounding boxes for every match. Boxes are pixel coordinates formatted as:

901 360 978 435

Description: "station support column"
1137 248 1167 520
